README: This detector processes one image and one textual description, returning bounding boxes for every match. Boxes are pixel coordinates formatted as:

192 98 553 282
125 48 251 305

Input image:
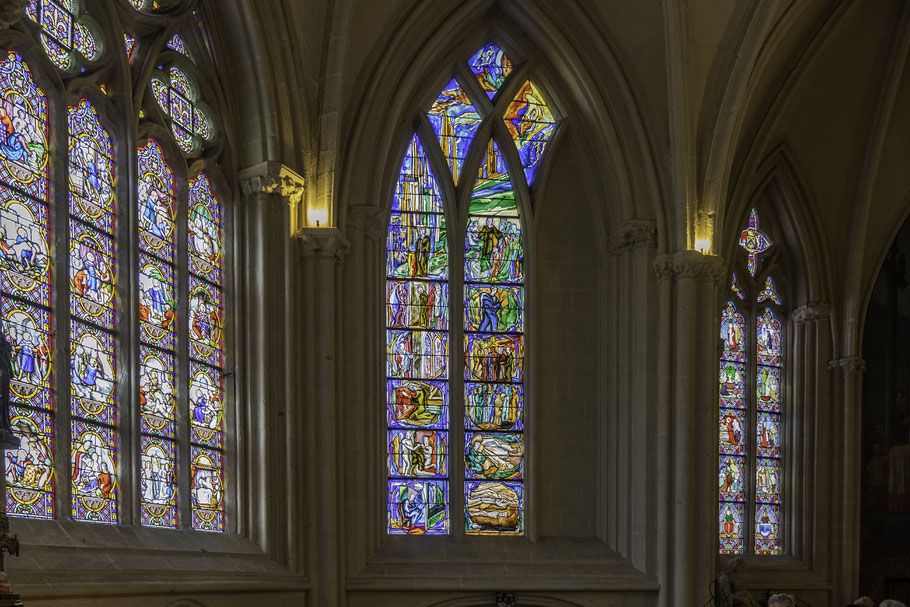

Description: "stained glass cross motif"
26 0 100 71
739 209 770 276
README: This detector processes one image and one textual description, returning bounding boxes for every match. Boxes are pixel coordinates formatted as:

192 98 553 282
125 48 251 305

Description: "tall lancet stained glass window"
138 139 178 528
188 173 225 532
69 99 118 523
718 208 784 555
386 135 450 535
0 52 53 520
385 42 557 537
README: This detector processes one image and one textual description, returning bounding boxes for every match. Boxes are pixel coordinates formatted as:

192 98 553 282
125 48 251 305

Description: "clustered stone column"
605 220 659 571
652 250 726 607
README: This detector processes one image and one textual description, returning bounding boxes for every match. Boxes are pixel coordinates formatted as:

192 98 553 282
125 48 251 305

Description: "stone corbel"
298 227 350 263
347 205 384 242
607 220 657 257
792 302 830 324
652 250 726 285
239 161 305 234
0 0 28 30
828 356 866 378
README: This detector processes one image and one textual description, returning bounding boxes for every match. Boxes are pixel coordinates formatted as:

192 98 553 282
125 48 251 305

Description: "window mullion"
175 173 190 529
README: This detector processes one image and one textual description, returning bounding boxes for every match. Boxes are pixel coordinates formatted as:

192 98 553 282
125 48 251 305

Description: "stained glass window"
386 135 450 535
467 43 512 99
137 139 178 528
26 0 101 71
718 208 784 555
123 31 136 61
188 173 225 531
503 81 556 185
464 139 524 536
150 66 213 154
0 52 53 520
167 34 191 60
68 98 118 523
386 44 554 538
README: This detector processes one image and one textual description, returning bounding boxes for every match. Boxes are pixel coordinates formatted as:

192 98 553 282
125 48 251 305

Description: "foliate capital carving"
0 0 28 30
792 302 830 323
297 227 350 263
239 161 306 209
828 356 866 377
607 220 657 256
348 205 385 242
653 251 726 284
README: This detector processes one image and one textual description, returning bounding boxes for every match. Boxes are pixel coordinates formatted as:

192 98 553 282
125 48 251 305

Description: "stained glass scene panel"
465 382 522 432
387 134 448 535
139 345 176 439
0 52 50 201
68 99 114 232
139 254 176 348
3 299 51 405
189 360 223 449
70 321 115 426
719 361 745 409
467 43 513 99
71 419 118 524
140 434 176 528
191 446 224 532
756 412 780 458
189 276 223 367
721 302 745 362
0 190 50 306
465 481 522 535
503 81 555 185
6 404 53 519
426 78 481 184
719 408 746 456
470 140 518 217
387 379 448 430
719 454 745 502
757 309 782 366
754 503 781 555
188 173 223 286
465 432 522 480
756 366 781 413
137 140 176 263
465 284 522 334
388 479 448 535
69 219 114 328
464 217 522 284
755 457 781 505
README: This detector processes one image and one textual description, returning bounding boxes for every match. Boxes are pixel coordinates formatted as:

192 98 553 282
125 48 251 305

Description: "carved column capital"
239 162 306 230
792 302 830 323
607 220 657 256
348 205 385 242
828 356 866 377
0 0 28 29
298 227 350 263
653 251 726 285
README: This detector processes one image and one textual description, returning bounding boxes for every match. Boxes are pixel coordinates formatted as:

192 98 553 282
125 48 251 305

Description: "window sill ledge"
348 536 660 592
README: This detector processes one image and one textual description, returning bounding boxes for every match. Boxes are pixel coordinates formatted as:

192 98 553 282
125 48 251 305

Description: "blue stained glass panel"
68 99 114 232
465 382 523 432
0 52 49 202
467 43 513 99
70 321 115 425
465 284 522 333
189 360 222 449
189 276 223 367
719 408 746 456
191 446 224 532
755 458 781 504
388 429 448 479
719 455 745 502
464 432 523 480
6 404 53 519
137 140 176 263
464 333 523 383
503 80 556 184
188 173 223 286
386 329 448 380
386 379 448 430
464 480 523 535
139 434 176 528
756 412 780 458
464 216 522 284
392 138 443 214
386 279 447 331
2 299 51 403
386 212 447 280
139 345 176 438
754 503 780 555
71 420 118 524
719 502 744 554
388 479 448 535
470 140 518 217
0 191 49 306
427 78 481 184
69 219 114 328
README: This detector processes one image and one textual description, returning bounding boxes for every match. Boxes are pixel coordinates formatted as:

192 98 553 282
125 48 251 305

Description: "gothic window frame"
383 38 562 539
718 207 789 556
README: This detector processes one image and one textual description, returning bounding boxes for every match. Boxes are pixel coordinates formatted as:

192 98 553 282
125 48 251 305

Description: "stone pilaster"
651 251 725 607
239 161 305 234
298 228 349 607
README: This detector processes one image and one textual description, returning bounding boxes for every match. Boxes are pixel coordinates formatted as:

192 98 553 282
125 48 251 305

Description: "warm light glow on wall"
307 207 328 228
695 238 711 254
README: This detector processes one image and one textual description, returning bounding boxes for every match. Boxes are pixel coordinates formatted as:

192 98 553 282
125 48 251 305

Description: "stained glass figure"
191 446 224 532
70 323 115 425
189 361 222 449
731 273 745 300
0 53 49 199
138 140 176 262
467 43 513 99
189 277 223 366
6 406 53 519
0 192 50 306
754 503 780 555
719 502 744 553
167 34 191 59
71 421 117 523
503 81 556 185
139 346 175 438
463 139 524 536
720 302 745 362
26 0 101 71
719 409 746 456
427 78 481 184
150 66 213 154
757 276 782 305
188 173 223 285
739 209 770 276
123 31 135 61
140 434 176 528
387 135 449 534
754 306 782 553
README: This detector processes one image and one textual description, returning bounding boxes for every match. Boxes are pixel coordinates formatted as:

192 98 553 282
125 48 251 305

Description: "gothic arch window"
385 42 557 536
3 3 229 533
719 209 785 555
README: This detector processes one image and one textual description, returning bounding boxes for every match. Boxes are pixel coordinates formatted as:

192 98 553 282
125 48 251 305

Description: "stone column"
238 162 305 569
828 355 865 603
605 220 659 572
299 227 349 607
343 205 384 573
652 250 726 607
790 302 831 568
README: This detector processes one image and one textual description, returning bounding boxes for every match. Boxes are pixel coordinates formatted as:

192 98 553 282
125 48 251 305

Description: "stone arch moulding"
336 0 664 245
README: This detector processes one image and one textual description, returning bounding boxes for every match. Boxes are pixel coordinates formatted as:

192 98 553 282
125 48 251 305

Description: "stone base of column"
0 593 22 607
